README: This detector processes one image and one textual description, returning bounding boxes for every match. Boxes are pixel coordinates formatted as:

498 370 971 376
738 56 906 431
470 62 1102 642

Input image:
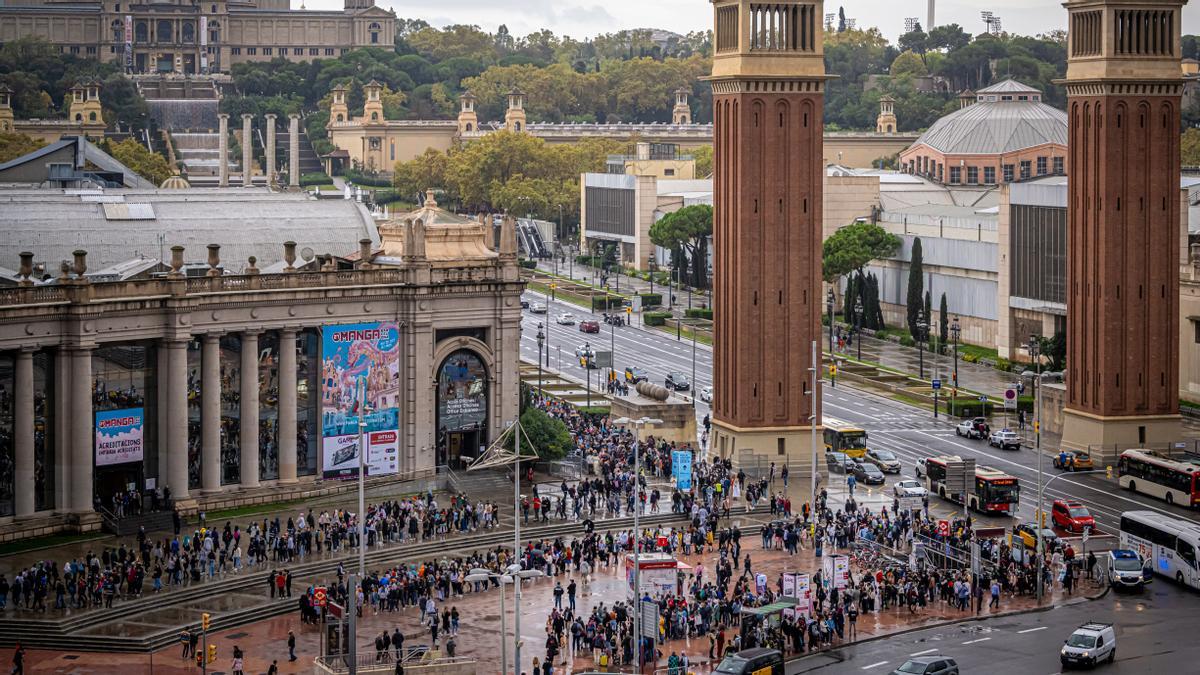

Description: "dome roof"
159 174 191 190
912 80 1067 156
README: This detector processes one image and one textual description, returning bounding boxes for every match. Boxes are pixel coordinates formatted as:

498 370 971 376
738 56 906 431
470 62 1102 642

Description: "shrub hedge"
643 311 671 326
299 172 333 187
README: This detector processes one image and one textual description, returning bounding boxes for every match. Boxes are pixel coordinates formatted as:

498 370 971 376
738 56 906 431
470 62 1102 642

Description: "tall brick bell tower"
706 0 828 468
1060 0 1187 451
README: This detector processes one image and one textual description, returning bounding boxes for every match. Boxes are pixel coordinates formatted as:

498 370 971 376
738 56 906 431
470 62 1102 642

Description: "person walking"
230 645 245 675
287 629 297 661
989 578 1001 609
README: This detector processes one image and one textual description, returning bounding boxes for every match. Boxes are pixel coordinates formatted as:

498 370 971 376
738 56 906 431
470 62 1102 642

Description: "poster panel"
96 407 145 466
437 350 487 432
321 322 400 479
671 449 692 491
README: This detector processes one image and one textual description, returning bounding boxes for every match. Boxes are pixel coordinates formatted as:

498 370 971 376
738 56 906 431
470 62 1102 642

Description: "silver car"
866 448 902 473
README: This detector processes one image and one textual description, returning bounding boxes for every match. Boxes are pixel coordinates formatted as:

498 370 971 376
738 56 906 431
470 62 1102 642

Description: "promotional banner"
200 16 208 46
671 449 693 491
797 573 810 599
437 350 488 433
321 322 400 479
96 408 144 466
833 555 850 590
782 572 796 598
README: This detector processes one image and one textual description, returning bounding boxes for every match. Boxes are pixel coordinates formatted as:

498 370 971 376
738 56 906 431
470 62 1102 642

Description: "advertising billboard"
671 449 692 491
437 350 487 432
321 322 400 479
96 408 144 466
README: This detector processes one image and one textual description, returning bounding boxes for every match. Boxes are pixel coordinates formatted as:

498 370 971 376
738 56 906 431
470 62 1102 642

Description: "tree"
890 51 928 78
821 221 902 282
928 24 972 53
0 132 45 163
923 290 933 349
906 237 924 339
898 29 929 64
692 145 713 177
517 407 573 459
1183 128 1200 166
101 137 173 185
1040 331 1067 372
649 204 713 289
939 292 949 351
838 7 847 33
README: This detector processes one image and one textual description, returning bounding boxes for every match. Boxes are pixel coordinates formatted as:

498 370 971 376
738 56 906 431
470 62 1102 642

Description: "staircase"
100 509 176 537
273 123 324 178
171 132 234 178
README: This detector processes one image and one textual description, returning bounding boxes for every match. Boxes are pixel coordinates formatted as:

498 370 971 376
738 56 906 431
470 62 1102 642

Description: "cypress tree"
906 237 924 339
923 290 933 350
939 292 949 352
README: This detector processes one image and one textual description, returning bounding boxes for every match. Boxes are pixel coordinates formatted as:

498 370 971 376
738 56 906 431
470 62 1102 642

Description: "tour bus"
823 417 869 460
1118 510 1200 589
924 455 1021 514
1117 449 1200 507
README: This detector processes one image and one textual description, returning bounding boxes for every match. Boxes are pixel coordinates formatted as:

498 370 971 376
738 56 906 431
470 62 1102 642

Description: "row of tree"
391 131 633 225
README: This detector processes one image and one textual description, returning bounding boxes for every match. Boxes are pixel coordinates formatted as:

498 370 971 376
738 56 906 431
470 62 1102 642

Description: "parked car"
826 451 852 474
988 428 1022 450
893 478 928 499
555 312 576 325
955 416 989 439
890 656 959 675
529 302 547 314
852 461 886 485
665 371 691 391
1060 622 1116 669
1051 499 1095 533
579 320 600 334
1054 450 1095 471
520 299 530 309
698 385 713 403
624 366 649 384
866 448 902 473
1106 550 1152 591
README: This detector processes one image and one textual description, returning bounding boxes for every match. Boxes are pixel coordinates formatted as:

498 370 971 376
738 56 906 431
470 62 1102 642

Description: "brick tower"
707 0 828 467
1060 0 1187 450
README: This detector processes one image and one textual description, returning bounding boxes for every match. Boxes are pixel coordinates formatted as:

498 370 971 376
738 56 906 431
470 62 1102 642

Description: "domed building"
899 79 1067 186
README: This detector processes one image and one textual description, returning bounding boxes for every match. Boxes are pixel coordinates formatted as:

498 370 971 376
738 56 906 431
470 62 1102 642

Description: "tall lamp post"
826 288 836 353
536 322 545 399
951 316 961 388
464 566 545 675
614 415 662 673
853 297 863 362
917 319 927 380
1030 334 1045 602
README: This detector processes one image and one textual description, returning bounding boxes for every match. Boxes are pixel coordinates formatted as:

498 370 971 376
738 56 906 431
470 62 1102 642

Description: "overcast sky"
306 0 1200 45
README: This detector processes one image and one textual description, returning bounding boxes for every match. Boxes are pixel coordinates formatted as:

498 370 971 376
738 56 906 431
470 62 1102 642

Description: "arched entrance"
435 349 489 468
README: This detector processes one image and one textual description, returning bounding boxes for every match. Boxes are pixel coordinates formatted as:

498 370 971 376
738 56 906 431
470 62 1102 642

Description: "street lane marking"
861 661 889 670
962 637 991 645
910 649 939 656
1018 627 1048 634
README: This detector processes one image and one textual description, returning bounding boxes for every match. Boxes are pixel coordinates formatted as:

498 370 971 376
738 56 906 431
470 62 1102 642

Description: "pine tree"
843 275 857 323
838 7 847 32
906 237 924 339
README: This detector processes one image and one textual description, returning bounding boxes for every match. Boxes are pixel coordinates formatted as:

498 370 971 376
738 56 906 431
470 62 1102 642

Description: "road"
786 582 1199 674
517 290 1200 539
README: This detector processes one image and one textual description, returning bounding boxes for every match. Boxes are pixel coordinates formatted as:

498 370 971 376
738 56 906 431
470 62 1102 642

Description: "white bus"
1118 510 1200 589
1117 449 1200 507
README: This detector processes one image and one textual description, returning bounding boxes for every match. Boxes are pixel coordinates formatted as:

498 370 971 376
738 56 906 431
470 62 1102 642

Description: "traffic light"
207 644 217 664
201 613 210 631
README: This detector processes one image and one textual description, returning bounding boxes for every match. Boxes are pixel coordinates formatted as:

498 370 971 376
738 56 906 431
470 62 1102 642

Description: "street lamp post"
464 566 546 675
826 288 835 354
614 415 662 673
951 316 961 388
917 320 927 380
1030 334 1045 602
536 323 545 399
854 297 863 362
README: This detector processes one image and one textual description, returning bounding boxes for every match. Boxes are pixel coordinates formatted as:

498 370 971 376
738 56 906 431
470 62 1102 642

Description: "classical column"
69 347 93 512
264 113 277 186
277 329 298 484
165 340 190 499
14 348 35 517
201 335 221 491
241 114 253 188
239 331 260 488
288 114 300 188
218 113 229 187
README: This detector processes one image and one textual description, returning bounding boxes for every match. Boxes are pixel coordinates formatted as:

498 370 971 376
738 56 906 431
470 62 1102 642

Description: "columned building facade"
707 0 827 466
1061 0 1187 450
0 195 522 537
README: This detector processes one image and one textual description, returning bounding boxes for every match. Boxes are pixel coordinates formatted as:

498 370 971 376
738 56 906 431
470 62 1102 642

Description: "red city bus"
924 455 1021 514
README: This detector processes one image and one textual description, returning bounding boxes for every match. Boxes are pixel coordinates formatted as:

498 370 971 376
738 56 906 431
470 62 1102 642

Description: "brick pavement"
0 518 1101 674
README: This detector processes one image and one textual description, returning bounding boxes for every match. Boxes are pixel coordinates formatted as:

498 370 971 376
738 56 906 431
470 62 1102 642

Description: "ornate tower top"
709 0 827 81
1064 0 1189 84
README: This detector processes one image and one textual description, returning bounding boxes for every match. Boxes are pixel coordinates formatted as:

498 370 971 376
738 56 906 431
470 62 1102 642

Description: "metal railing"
314 653 473 674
